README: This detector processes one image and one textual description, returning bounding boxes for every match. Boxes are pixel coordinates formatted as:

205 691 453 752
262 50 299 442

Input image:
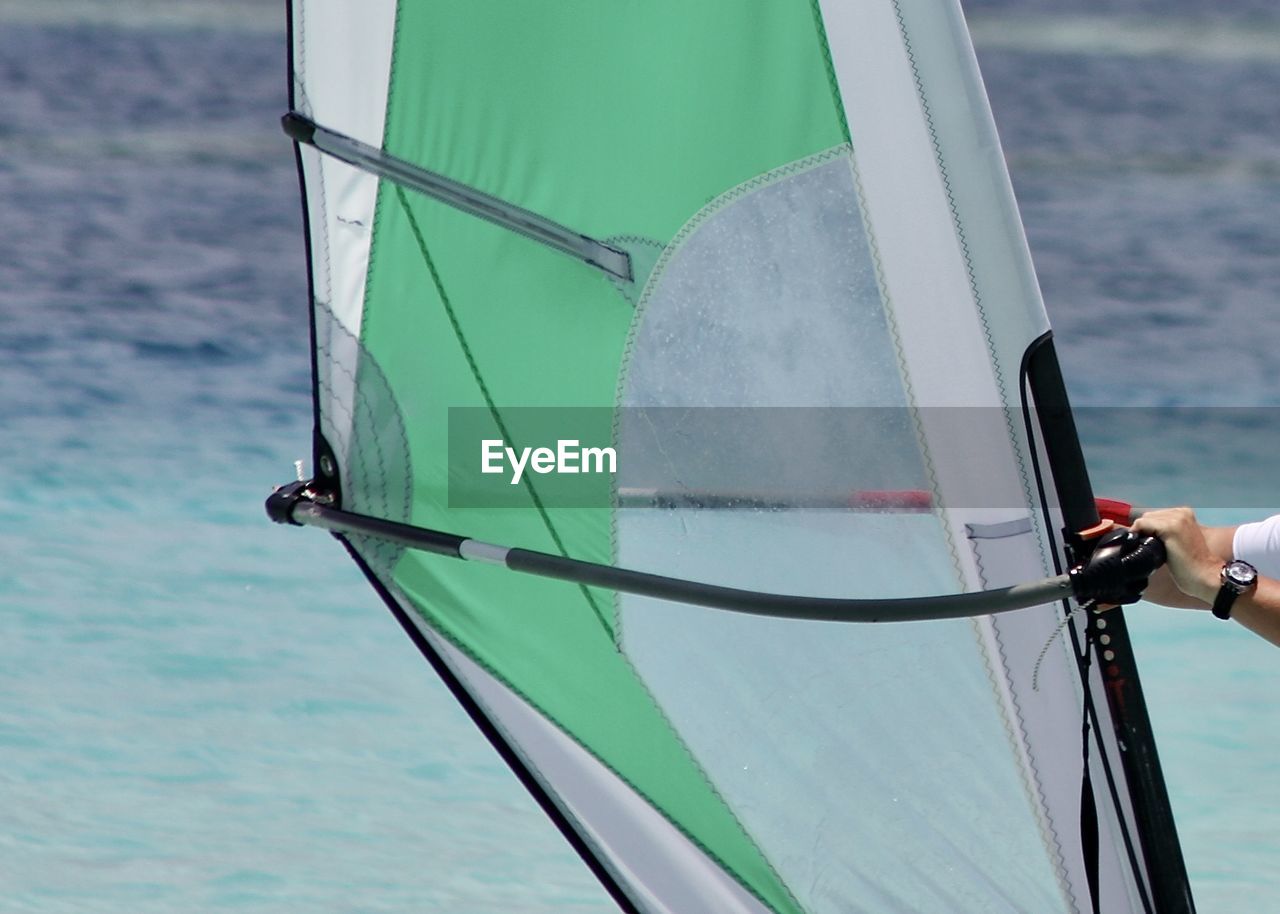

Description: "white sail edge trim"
821 0 1034 616
818 0 1143 911
968 526 1133 913
406 616 776 914
291 0 396 342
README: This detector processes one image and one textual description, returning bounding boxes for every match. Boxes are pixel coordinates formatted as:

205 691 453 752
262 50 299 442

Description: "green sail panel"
350 3 849 912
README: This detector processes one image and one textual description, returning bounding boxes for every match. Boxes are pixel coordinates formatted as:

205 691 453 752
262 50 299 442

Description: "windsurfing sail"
279 1 1195 912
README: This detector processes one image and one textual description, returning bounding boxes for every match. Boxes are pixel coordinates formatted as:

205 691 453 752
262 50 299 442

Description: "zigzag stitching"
887 0 1050 567
846 147 968 590
608 147 874 914
890 3 1075 904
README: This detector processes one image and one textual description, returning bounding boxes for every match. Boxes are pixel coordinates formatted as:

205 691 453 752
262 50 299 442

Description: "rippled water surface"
3 1 1278 911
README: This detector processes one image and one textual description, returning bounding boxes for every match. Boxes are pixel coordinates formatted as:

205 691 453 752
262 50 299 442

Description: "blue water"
2 2 1277 911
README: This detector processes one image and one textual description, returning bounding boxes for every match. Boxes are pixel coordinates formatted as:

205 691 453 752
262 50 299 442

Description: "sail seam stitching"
968 551 1073 885
392 186 614 638
315 339 390 514
314 302 415 576
359 0 402 342
612 144 854 536
888 0 1049 566
604 234 664 307
612 143 860 620
847 160 967 590
352 13 401 576
390 582 797 914
302 8 784 914
982 619 1080 909
970 543 1077 908
890 3 1075 906
807 0 852 143
293 1 309 117
610 145 860 914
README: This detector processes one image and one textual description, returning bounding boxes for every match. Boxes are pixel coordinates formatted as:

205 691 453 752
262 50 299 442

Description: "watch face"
1225 560 1258 588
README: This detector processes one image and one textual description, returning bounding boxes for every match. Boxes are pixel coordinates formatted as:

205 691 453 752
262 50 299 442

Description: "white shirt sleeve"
1232 514 1280 579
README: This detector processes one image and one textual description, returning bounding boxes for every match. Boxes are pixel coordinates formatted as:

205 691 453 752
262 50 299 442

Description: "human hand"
1129 507 1220 606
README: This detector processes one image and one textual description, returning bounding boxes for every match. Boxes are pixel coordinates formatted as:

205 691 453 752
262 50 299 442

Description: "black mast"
1023 333 1196 914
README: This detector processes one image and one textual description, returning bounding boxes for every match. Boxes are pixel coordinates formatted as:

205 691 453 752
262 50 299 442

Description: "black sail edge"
1022 331 1196 914
338 539 645 914
283 3 639 909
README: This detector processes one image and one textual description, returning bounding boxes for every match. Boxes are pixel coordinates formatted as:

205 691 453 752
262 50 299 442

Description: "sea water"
1 1 1276 911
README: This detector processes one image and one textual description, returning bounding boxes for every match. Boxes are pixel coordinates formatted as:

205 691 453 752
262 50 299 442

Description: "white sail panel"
617 151 1070 912
290 0 395 403
814 0 1153 908
289 0 396 489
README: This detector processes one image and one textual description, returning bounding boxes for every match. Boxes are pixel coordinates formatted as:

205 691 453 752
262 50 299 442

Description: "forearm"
1129 507 1280 647
1140 566 1208 609
1138 523 1236 609
1157 527 1280 646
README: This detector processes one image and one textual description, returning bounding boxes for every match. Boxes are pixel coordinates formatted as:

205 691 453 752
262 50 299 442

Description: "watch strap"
1211 584 1238 620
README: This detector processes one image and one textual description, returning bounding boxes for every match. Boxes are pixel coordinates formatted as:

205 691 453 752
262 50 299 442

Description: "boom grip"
1070 528 1166 605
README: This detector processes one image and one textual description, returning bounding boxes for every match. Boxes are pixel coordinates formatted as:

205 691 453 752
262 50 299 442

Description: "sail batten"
283 113 634 281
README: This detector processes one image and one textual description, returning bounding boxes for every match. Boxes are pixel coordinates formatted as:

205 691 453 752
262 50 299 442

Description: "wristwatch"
1211 560 1258 620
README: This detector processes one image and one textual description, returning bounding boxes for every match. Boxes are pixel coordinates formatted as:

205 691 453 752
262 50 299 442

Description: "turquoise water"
3 2 1278 911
